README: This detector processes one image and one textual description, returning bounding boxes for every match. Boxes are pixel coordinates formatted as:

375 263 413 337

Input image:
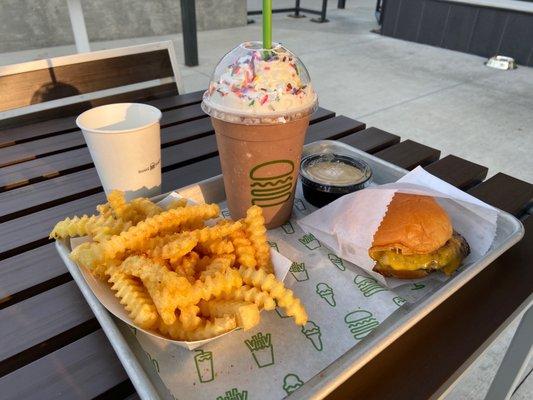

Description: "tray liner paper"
131 195 415 400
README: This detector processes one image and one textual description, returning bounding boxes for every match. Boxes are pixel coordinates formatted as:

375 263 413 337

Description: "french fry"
120 255 192 325
197 238 235 255
77 204 220 268
50 214 130 240
230 229 257 268
244 206 273 273
199 300 260 330
178 304 202 331
238 266 308 325
108 265 159 329
172 251 200 282
158 315 236 341
221 285 276 311
165 198 188 210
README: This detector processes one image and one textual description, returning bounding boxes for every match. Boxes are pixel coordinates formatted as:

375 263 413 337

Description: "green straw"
263 0 272 49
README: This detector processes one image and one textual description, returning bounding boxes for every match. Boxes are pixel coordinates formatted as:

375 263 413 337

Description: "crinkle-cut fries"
51 190 307 341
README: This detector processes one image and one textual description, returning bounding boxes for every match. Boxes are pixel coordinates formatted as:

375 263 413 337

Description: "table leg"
288 0 306 18
485 303 533 400
311 0 329 23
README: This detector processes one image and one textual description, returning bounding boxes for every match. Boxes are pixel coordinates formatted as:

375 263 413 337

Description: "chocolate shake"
202 42 318 228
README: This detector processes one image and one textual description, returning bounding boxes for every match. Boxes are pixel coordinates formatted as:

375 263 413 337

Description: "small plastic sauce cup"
300 153 372 207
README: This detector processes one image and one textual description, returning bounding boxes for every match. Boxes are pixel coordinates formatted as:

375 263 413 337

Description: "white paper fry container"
70 192 293 350
77 103 162 200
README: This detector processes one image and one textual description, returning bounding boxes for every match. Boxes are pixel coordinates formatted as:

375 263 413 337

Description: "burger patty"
373 232 470 276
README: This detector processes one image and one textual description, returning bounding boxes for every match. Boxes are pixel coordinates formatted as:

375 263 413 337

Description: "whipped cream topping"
203 43 317 123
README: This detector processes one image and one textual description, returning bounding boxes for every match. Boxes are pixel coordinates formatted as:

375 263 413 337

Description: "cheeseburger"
369 193 470 279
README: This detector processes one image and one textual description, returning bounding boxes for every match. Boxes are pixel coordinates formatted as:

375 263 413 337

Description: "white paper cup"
77 103 162 200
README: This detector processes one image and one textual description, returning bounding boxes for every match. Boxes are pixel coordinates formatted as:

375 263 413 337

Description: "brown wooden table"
1 90 531 399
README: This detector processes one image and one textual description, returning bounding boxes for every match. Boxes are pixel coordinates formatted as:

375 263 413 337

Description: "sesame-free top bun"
369 193 453 257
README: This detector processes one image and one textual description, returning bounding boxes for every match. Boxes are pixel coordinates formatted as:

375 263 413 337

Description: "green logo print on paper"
275 307 290 318
301 321 323 351
267 240 279 251
290 262 309 282
298 233 321 250
294 198 307 211
245 332 274 368
411 283 425 291
249 160 294 208
216 388 248 400
283 373 304 394
328 253 345 271
145 351 160 373
393 296 407 307
354 275 387 297
194 349 214 383
316 282 336 307
344 310 380 341
281 220 295 234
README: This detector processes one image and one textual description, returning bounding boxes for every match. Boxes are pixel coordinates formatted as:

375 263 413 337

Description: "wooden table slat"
0 90 205 148
373 139 441 170
0 243 65 300
468 173 533 217
0 107 334 190
305 115 365 143
328 216 533 400
0 117 213 191
1 192 107 260
338 127 401 154
0 281 94 362
424 154 488 190
0 330 127 400
0 112 347 221
0 103 207 168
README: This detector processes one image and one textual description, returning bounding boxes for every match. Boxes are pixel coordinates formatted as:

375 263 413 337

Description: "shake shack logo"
250 160 295 208
138 159 160 174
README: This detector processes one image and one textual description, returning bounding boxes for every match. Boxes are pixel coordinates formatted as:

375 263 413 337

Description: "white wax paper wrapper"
298 167 498 288
70 192 292 350
132 196 404 400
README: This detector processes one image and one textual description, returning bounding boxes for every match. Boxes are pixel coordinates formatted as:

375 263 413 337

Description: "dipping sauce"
300 154 372 207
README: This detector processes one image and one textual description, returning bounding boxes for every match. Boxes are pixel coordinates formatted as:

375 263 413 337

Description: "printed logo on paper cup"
194 349 214 383
344 310 380 340
316 282 336 307
393 296 407 307
298 233 320 250
245 332 274 368
216 388 248 400
138 158 161 174
290 262 309 282
328 253 345 271
249 160 294 208
301 321 323 351
145 351 160 373
354 275 387 297
283 373 304 394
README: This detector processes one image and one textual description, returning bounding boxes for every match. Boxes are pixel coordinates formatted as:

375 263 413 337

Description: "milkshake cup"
202 42 318 228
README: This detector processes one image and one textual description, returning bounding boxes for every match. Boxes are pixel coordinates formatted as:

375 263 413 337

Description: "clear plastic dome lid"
202 41 318 124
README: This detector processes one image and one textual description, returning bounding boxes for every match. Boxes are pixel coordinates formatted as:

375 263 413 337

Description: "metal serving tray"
56 140 524 400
